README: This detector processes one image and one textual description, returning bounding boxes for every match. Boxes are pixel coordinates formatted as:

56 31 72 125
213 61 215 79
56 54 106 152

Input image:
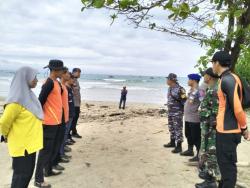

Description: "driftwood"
152 130 164 134
109 112 125 117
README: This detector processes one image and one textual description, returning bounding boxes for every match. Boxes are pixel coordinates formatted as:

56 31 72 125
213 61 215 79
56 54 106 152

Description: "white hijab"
5 66 44 120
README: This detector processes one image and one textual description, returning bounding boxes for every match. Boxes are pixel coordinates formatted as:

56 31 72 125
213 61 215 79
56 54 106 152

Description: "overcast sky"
0 0 206 76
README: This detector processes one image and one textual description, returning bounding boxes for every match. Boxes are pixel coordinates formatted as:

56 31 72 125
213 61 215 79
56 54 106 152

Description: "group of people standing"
0 51 249 188
164 51 250 188
0 60 82 188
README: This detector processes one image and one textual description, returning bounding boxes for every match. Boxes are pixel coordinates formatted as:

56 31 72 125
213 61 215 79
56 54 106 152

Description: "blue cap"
188 74 201 81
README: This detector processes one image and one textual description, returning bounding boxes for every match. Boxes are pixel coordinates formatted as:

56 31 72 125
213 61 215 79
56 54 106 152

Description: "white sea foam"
103 79 126 82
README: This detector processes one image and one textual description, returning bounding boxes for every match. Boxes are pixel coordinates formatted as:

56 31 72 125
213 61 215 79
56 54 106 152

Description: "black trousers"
52 123 66 167
35 126 59 183
216 132 241 188
119 98 126 109
11 151 36 188
185 121 201 152
71 107 80 135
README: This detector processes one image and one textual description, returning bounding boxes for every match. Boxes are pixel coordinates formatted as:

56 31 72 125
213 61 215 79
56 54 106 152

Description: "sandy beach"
0 101 250 188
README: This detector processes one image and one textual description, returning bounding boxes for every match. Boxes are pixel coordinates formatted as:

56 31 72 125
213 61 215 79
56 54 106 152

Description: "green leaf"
180 2 190 12
110 14 118 25
206 20 214 28
106 0 114 5
168 13 175 19
81 0 90 5
93 0 105 8
217 11 227 22
179 11 189 19
164 0 173 10
234 9 245 18
120 0 129 9
191 6 199 13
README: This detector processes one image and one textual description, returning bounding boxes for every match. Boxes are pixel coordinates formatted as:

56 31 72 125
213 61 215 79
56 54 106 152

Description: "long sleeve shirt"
217 70 247 133
0 103 43 157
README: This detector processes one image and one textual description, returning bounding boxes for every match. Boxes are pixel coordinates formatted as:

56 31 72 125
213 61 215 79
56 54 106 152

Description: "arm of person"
0 103 22 137
209 90 219 128
221 75 247 129
39 78 54 107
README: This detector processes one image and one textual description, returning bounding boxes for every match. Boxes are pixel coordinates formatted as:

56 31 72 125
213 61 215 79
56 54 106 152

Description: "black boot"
163 139 175 148
199 171 212 180
195 180 217 188
189 155 199 162
172 142 182 153
180 145 194 156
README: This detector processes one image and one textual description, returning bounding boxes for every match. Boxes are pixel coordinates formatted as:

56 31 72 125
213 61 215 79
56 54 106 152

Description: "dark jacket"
67 86 75 119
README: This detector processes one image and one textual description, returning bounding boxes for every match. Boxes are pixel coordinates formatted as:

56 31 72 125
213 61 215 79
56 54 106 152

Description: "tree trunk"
230 2 250 71
224 0 234 53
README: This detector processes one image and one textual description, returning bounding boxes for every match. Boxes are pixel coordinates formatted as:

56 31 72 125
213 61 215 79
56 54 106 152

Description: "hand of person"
242 129 250 141
1 135 7 143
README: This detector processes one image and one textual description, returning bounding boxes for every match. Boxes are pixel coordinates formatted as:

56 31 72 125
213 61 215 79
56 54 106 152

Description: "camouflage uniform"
199 83 220 180
167 84 186 143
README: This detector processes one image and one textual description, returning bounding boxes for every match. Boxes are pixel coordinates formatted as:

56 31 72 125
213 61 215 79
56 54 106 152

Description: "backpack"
239 77 250 109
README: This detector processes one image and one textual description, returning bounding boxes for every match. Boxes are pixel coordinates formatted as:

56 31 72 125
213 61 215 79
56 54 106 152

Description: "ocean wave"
82 84 160 91
0 77 12 82
103 79 126 82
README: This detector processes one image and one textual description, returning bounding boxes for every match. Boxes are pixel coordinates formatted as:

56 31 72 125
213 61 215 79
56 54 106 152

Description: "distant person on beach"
212 51 250 188
119 86 128 109
70 68 82 139
0 67 43 188
181 73 201 162
195 68 220 188
163 73 187 153
35 60 64 188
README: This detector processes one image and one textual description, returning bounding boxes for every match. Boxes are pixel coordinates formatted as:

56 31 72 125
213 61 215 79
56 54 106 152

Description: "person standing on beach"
0 67 44 188
52 67 71 172
58 67 72 160
65 73 76 145
34 60 64 188
195 68 220 188
181 73 201 162
70 68 82 139
119 86 128 109
163 73 187 153
212 51 250 188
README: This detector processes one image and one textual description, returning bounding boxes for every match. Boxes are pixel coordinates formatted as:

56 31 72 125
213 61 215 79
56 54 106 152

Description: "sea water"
0 70 189 105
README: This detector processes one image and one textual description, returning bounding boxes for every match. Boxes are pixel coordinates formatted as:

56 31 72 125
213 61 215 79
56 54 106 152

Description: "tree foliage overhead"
81 0 250 71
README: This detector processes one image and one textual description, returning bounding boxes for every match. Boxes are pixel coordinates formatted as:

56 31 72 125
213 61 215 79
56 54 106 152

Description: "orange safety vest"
43 80 63 126
62 84 69 123
217 73 247 133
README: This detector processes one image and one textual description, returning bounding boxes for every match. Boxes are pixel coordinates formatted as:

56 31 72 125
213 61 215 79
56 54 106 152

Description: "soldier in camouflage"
195 68 220 188
163 73 187 153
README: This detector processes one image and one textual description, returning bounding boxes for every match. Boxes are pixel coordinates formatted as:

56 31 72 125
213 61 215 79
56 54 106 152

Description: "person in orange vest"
34 60 64 188
50 67 71 172
212 51 250 188
0 67 43 188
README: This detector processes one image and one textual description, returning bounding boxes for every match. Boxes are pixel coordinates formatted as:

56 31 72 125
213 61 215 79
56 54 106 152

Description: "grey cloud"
0 0 205 76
